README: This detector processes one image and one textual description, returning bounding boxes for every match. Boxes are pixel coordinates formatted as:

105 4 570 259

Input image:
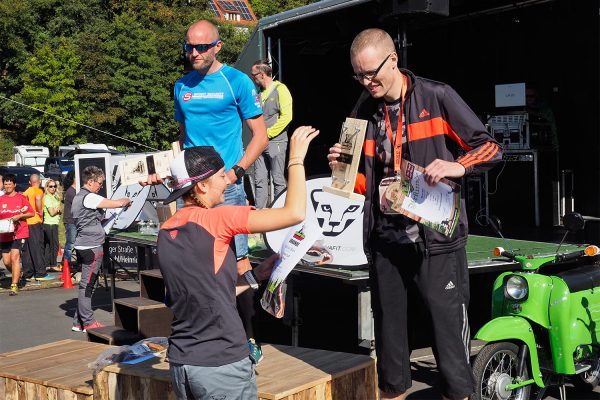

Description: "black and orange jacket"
352 69 502 258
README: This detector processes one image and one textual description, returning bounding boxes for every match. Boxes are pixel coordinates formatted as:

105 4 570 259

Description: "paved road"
0 275 599 399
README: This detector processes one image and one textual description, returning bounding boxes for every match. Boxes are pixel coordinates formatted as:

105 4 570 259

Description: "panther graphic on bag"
310 189 363 237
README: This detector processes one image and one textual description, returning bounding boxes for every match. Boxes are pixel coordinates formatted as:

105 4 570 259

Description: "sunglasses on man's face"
183 39 220 53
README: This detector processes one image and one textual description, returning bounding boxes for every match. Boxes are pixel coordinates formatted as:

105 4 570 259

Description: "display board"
265 176 367 268
104 183 171 231
74 153 112 199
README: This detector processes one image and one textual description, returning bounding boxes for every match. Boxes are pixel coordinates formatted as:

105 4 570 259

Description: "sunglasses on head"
183 39 220 53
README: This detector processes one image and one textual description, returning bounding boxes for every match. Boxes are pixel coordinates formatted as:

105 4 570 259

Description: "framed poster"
74 153 113 199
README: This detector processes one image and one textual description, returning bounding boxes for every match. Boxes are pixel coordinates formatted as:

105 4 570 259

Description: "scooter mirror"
562 212 585 232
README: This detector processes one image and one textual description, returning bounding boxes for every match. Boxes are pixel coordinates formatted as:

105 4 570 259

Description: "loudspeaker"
487 151 539 229
387 0 449 16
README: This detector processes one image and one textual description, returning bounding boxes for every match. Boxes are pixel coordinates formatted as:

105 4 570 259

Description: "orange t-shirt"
23 187 44 224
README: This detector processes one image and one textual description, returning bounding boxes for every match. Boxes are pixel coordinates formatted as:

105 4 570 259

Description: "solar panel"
218 0 238 13
232 0 254 20
208 0 222 17
210 0 256 23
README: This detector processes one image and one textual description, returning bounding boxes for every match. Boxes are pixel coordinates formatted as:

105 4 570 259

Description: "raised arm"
247 126 319 233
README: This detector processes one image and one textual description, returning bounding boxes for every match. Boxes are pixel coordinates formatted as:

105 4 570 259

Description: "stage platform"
0 339 109 400
0 340 376 400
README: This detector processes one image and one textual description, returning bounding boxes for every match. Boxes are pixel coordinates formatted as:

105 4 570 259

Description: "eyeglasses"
251 72 262 77
94 181 104 187
352 53 392 82
183 39 220 53
47 185 56 188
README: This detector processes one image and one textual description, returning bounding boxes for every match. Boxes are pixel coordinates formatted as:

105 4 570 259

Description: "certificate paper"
261 222 323 317
380 160 461 237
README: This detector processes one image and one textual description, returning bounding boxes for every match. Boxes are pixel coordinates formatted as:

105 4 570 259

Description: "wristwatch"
232 165 245 180
243 270 259 290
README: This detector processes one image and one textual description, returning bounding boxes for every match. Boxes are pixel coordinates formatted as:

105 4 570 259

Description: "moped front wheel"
471 342 531 400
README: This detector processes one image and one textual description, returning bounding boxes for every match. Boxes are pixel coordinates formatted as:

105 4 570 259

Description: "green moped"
471 213 600 400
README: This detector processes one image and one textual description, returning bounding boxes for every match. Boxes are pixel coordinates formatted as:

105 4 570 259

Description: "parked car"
44 157 75 182
0 166 47 193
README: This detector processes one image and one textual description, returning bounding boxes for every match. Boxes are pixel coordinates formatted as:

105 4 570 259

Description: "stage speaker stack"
487 150 540 229
488 149 561 230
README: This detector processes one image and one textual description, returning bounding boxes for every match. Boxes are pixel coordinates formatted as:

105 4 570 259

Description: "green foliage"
248 0 318 19
0 130 15 164
12 41 89 148
0 0 287 152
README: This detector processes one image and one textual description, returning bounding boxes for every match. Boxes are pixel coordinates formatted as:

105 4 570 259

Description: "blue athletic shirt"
174 64 263 170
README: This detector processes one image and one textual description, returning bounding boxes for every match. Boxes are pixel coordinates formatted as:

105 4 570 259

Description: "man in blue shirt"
174 19 268 364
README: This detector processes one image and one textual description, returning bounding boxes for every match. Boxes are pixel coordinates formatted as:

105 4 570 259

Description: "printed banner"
265 177 368 268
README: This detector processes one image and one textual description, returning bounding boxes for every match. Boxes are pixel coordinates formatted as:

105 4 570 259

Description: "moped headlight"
505 275 528 300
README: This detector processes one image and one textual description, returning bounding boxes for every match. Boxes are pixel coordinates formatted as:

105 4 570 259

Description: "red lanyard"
382 75 408 174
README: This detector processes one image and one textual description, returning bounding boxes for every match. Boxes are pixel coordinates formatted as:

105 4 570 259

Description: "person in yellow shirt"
22 174 54 281
250 60 293 209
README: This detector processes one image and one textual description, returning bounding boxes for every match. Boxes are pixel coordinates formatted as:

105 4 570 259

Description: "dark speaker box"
389 0 449 16
487 152 538 229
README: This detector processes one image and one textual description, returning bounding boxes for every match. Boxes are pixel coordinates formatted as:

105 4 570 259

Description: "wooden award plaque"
323 118 367 201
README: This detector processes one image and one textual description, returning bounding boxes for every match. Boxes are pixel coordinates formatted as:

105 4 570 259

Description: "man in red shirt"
0 174 34 295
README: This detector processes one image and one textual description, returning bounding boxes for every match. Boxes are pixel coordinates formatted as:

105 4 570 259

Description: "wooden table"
94 344 376 400
0 339 111 400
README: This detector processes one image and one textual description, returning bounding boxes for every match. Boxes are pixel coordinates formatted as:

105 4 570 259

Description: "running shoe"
71 324 85 332
34 274 56 281
9 283 18 296
82 321 105 332
248 338 263 364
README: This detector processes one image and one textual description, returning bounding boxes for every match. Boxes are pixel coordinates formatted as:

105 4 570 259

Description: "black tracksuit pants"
371 241 475 399
22 223 46 278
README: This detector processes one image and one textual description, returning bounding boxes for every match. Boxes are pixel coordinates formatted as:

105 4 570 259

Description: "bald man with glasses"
328 28 502 400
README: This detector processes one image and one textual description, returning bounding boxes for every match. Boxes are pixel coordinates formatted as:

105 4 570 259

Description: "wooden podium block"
0 340 111 400
93 344 377 400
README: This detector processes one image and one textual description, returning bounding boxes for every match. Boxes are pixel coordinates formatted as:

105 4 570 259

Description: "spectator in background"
71 166 131 332
250 60 293 208
22 173 54 281
0 175 5 195
62 171 76 267
43 178 61 272
0 174 34 296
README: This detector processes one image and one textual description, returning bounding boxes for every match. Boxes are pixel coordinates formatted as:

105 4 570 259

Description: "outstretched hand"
139 173 164 187
288 126 320 164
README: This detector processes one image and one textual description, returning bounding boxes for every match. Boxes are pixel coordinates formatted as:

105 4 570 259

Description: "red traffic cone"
61 259 74 289
57 245 63 259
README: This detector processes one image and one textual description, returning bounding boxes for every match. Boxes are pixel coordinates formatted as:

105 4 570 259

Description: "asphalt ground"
0 266 598 399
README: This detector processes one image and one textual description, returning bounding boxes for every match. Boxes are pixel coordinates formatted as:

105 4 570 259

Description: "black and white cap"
163 146 224 204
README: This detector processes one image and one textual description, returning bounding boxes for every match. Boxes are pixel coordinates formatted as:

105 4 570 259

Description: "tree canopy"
1 0 320 152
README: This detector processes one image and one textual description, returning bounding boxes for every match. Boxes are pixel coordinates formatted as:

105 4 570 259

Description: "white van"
13 145 49 173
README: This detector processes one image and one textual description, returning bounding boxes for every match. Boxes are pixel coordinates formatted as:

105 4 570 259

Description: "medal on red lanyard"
378 74 407 214
383 101 404 175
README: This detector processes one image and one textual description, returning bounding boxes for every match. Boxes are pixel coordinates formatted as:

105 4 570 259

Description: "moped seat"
556 265 600 292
